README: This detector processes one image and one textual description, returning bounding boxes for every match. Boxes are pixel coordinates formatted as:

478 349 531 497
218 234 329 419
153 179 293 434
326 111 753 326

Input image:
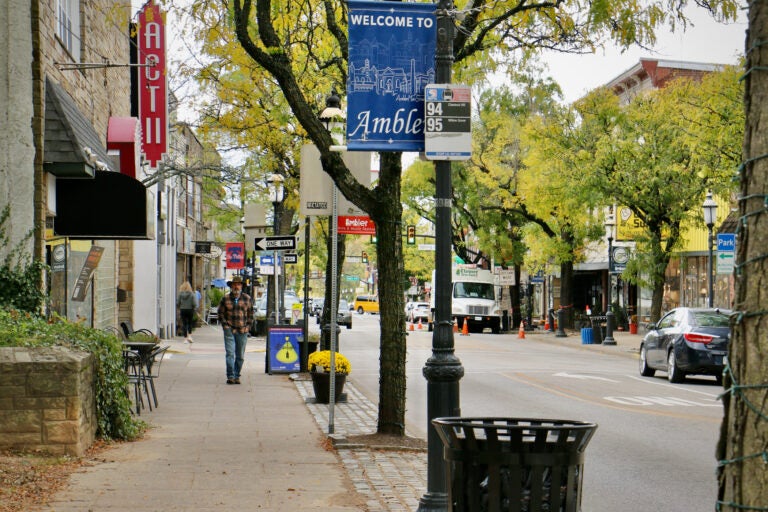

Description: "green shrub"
0 309 143 441
0 206 47 313
208 287 225 307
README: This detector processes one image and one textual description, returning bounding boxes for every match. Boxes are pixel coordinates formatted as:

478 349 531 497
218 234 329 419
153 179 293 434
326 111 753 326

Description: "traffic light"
362 251 368 263
406 225 416 245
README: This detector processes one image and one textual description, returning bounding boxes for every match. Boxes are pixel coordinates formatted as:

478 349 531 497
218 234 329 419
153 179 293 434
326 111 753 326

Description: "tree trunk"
717 3 768 507
648 235 668 324
371 152 407 435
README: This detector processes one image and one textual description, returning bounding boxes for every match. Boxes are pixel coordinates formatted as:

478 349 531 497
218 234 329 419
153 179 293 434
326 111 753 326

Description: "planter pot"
310 371 346 403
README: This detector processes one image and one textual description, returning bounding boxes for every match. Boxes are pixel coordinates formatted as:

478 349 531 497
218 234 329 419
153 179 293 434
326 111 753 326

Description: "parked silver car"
337 299 352 329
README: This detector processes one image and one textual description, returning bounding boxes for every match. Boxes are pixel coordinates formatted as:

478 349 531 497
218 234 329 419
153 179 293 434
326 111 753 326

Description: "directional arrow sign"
284 253 298 264
255 236 296 251
717 251 735 275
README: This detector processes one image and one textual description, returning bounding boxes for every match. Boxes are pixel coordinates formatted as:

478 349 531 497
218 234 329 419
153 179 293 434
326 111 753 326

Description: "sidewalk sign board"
266 325 303 374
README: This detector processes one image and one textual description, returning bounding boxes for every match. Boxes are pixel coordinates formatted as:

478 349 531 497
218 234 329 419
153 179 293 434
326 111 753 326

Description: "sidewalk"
37 325 365 512
37 323 642 511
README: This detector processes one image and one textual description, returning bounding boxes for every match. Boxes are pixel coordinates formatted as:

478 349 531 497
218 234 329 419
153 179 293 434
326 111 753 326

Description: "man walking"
217 275 254 384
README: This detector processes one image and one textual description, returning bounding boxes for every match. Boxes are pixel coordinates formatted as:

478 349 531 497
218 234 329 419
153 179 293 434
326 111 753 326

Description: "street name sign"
255 236 297 251
424 84 471 161
284 253 298 264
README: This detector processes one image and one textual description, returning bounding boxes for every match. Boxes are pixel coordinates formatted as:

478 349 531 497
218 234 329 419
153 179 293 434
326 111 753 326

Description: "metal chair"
120 321 156 340
143 345 170 409
123 349 147 414
207 306 219 325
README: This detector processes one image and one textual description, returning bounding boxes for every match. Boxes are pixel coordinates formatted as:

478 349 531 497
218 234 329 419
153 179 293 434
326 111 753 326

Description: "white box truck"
429 265 501 334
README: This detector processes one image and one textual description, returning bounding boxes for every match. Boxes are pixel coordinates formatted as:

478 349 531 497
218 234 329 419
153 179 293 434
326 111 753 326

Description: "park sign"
346 0 436 152
717 233 736 275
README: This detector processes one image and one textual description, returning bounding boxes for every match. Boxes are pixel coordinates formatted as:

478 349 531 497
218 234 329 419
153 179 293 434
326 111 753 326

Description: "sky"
538 6 747 103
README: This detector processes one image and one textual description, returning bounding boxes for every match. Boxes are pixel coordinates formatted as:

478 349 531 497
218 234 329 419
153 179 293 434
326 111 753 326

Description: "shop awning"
54 171 155 240
106 117 141 179
44 78 115 178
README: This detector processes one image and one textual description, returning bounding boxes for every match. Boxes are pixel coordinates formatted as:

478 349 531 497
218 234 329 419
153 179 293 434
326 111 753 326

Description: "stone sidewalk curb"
293 375 428 511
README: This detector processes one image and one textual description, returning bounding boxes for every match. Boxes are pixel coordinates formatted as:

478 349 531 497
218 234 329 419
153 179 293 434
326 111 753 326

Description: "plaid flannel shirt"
218 292 254 334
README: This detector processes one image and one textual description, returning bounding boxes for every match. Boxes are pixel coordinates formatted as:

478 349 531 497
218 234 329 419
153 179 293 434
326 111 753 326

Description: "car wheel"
358 307 364 315
428 322 433 332
715 372 723 386
667 350 685 383
346 323 352 329
639 346 655 377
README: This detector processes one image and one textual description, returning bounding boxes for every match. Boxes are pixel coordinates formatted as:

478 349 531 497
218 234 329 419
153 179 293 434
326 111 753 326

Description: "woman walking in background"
177 281 198 343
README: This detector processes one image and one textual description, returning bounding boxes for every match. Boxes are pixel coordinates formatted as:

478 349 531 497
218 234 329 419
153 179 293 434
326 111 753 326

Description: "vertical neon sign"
138 1 167 169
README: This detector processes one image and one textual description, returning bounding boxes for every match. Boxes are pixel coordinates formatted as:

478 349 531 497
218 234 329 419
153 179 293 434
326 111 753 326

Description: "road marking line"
626 375 721 399
500 372 720 422
554 372 619 382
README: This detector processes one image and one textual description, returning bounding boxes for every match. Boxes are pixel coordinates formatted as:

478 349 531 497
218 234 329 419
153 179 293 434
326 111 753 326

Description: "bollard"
548 308 555 333
556 308 567 337
603 307 617 345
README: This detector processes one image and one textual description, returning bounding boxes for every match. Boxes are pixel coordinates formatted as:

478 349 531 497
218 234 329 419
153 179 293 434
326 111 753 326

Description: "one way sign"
255 236 296 251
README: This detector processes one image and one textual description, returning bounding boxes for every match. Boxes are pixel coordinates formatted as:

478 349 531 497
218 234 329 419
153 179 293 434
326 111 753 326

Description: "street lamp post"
418 2 464 510
319 91 346 434
267 174 285 326
603 215 616 345
702 191 718 308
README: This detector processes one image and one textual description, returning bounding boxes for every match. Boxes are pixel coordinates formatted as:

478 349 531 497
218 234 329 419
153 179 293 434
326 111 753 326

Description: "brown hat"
227 275 244 287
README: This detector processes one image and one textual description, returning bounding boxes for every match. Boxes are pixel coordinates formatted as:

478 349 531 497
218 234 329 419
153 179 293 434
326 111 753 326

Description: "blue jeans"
223 329 248 379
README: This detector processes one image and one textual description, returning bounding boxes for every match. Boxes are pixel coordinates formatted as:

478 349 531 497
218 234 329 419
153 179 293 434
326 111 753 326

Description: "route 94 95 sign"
424 84 471 160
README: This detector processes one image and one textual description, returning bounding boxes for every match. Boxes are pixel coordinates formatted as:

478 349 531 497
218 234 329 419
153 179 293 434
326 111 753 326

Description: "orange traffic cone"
461 318 469 336
544 318 550 330
418 318 423 329
408 321 414 331
518 321 526 339
453 318 459 333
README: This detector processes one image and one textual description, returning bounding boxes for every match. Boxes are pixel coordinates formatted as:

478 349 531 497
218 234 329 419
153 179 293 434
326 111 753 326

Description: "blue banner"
347 0 436 152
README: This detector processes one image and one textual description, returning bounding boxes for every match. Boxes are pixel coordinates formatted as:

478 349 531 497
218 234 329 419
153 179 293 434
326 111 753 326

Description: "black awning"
54 171 155 240
44 78 115 178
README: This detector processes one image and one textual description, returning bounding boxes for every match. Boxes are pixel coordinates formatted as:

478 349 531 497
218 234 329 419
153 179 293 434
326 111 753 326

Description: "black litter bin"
432 417 598 512
589 317 607 344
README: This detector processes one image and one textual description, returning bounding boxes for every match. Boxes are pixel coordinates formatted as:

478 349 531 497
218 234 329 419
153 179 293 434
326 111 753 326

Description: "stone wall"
0 347 96 456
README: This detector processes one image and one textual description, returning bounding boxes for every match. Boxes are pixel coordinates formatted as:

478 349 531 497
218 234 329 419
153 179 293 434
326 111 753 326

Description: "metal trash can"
590 316 607 344
580 328 593 345
432 417 598 512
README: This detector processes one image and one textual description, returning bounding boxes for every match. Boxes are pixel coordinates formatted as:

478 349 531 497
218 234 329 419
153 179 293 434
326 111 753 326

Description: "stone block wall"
0 347 96 456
